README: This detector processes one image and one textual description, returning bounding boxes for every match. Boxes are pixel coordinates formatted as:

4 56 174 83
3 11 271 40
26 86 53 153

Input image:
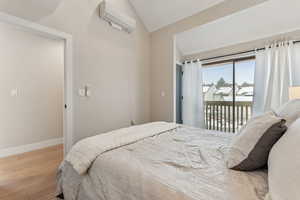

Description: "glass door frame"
202 55 255 132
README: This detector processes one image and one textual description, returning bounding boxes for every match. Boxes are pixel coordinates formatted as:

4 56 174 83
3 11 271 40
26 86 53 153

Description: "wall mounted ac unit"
99 0 136 33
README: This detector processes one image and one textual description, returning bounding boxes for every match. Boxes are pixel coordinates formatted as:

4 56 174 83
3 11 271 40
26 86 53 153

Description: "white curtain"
182 61 205 128
253 41 294 115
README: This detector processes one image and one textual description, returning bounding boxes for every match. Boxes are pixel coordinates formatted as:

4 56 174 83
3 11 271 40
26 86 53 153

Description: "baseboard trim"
0 138 63 158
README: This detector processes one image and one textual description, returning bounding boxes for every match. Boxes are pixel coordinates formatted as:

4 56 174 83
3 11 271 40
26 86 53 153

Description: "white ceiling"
176 0 300 56
0 0 62 20
129 0 225 32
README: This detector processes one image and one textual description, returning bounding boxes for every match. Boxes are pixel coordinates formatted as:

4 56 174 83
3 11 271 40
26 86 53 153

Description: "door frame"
0 12 74 155
175 64 183 124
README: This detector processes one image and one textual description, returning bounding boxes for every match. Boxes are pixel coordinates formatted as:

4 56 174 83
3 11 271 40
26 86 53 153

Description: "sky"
202 60 255 85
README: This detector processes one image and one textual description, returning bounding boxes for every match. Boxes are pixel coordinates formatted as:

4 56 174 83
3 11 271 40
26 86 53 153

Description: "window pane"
202 63 234 132
234 59 255 131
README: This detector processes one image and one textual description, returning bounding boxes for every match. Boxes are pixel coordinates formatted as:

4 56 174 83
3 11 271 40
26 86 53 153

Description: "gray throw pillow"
226 112 287 171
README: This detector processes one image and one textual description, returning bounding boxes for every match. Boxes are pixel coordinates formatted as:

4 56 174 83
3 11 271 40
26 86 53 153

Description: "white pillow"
226 112 287 171
268 118 300 200
275 99 300 126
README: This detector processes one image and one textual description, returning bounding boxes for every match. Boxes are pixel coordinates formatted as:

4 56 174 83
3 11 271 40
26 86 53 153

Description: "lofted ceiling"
176 0 300 56
0 0 62 20
129 0 225 32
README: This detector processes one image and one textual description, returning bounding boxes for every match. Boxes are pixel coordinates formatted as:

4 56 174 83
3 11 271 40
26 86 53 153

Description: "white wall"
177 0 300 55
176 45 183 63
0 0 151 143
0 21 64 149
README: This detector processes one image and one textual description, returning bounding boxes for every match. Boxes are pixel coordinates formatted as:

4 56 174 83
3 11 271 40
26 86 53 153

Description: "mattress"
58 126 268 200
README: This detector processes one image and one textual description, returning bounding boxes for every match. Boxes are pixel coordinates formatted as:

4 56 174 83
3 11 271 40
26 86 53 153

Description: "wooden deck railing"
204 101 253 133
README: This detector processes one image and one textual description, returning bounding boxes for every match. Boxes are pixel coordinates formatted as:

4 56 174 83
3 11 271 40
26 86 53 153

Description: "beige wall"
0 0 151 143
0 0 275 145
150 0 268 122
0 21 64 149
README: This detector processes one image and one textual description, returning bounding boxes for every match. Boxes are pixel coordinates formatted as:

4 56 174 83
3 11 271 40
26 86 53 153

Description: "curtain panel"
253 41 294 115
182 62 205 128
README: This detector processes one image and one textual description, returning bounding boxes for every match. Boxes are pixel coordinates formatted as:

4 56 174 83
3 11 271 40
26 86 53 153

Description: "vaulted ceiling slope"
176 0 300 56
129 0 225 32
0 0 62 20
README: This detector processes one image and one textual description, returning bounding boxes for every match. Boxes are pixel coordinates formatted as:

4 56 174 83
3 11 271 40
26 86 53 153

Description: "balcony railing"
204 101 253 133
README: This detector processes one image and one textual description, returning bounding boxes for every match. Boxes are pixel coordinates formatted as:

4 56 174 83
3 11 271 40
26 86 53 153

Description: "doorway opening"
0 12 73 157
0 12 73 200
202 57 255 132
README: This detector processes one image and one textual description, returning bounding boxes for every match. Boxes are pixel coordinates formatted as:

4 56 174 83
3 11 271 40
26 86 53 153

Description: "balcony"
204 101 253 133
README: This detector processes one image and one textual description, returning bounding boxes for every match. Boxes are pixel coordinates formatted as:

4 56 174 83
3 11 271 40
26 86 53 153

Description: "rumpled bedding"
58 126 268 200
65 122 178 175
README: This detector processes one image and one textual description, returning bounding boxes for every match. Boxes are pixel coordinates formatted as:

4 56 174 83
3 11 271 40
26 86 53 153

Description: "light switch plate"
10 89 18 97
86 90 92 97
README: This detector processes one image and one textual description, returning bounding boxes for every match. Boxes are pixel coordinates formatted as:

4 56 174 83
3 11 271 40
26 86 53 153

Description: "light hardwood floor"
0 145 63 200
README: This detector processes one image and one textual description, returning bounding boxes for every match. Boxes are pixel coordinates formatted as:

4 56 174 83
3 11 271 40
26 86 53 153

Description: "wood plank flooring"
0 145 63 200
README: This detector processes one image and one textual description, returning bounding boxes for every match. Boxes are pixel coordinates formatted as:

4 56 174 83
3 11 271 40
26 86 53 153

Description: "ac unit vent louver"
99 0 136 33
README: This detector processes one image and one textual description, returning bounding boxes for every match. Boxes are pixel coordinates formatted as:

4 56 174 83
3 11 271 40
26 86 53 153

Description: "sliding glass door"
202 57 255 133
202 62 234 132
234 59 255 131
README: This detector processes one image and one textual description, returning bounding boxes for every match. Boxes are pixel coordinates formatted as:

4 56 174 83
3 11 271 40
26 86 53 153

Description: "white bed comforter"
58 124 268 200
65 122 179 175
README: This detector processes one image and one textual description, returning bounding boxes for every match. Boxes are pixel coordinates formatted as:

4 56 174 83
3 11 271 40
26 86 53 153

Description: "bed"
57 123 268 200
